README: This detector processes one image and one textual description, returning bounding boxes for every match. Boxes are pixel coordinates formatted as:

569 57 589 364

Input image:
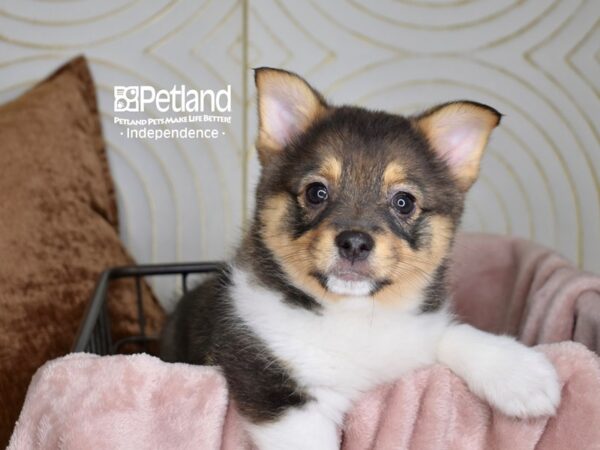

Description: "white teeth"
326 276 373 296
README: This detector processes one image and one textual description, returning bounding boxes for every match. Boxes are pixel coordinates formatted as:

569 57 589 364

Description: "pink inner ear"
436 119 485 168
263 96 300 146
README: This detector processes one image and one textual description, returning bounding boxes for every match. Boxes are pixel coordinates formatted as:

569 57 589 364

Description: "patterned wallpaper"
1 0 599 307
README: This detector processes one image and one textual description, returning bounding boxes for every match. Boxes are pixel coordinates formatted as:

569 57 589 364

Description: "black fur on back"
160 269 310 423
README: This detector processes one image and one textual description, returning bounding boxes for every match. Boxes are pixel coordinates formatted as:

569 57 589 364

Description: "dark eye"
392 192 415 215
306 182 329 205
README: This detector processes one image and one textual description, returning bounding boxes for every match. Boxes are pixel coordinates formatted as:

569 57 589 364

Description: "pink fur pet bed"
9 233 600 449
8 344 600 449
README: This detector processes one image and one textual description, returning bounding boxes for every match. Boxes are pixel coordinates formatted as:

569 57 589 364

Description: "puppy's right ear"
414 101 501 192
254 68 328 166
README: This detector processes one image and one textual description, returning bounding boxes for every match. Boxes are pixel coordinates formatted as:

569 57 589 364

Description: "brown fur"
259 166 455 307
248 68 500 310
161 67 502 426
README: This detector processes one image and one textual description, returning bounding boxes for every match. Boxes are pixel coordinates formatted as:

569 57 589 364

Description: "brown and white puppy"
161 68 560 450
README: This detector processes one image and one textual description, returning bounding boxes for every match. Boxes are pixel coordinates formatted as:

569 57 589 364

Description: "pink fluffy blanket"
450 233 600 352
8 344 600 449
9 233 600 448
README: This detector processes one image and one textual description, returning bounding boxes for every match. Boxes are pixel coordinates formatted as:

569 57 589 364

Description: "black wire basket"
72 262 224 355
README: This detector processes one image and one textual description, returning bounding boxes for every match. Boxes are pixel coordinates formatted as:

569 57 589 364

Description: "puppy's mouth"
328 259 372 282
331 271 370 282
312 260 389 297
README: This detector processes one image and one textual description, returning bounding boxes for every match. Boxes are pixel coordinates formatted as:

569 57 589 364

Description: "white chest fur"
230 267 451 417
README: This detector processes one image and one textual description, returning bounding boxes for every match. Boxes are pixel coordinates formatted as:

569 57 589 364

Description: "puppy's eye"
306 182 328 205
392 192 415 215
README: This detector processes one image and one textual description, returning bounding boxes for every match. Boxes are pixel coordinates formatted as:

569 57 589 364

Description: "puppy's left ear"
254 67 328 166
414 101 501 191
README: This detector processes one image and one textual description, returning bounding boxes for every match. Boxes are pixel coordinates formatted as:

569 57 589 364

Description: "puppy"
161 68 560 449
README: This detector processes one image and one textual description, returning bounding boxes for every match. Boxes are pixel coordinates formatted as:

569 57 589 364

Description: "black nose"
335 230 374 262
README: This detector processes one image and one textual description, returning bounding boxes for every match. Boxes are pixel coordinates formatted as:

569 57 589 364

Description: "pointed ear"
414 101 501 191
254 67 328 165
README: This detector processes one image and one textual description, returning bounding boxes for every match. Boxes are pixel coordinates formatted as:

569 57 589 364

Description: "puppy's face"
253 68 500 308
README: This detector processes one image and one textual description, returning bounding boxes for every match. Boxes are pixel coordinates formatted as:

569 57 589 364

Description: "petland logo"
113 84 232 140
114 85 231 113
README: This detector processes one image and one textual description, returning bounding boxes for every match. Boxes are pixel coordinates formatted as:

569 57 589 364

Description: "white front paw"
439 324 561 418
245 402 339 450
472 343 560 418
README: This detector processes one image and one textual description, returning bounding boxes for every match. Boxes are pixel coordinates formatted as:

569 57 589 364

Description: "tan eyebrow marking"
383 162 407 189
319 156 342 184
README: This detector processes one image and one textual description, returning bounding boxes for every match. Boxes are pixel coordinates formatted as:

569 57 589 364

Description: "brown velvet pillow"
0 56 165 446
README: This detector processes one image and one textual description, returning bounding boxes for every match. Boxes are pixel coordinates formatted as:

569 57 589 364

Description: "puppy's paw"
245 401 339 450
473 344 561 418
439 324 561 419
